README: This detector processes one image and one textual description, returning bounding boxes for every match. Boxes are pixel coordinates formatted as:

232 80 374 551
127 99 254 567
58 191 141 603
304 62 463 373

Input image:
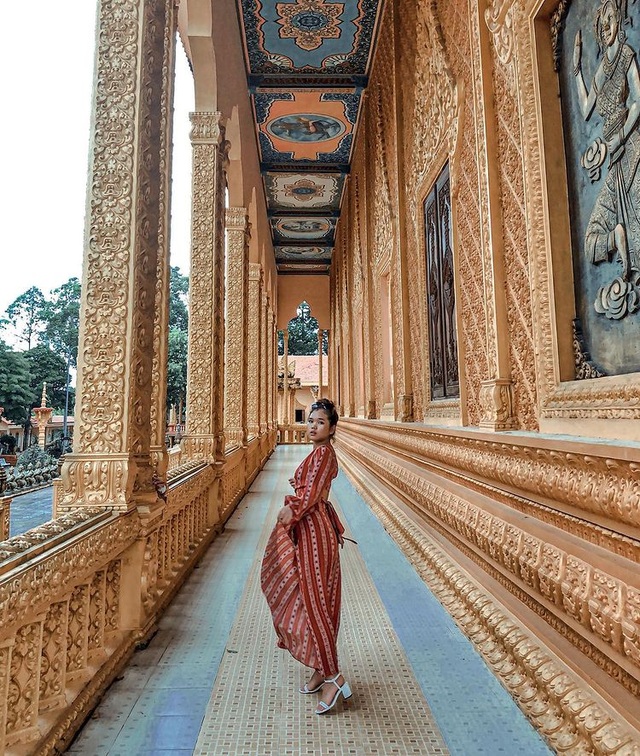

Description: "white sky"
0 1 194 330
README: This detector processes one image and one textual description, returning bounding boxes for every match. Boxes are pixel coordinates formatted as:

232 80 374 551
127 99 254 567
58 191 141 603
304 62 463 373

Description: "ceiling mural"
254 89 359 165
239 0 381 79
236 0 384 272
271 216 336 243
264 173 345 212
276 246 333 260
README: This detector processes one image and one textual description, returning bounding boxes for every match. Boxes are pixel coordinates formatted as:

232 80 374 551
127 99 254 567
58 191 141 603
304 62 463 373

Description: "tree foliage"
167 329 188 412
5 287 48 349
25 346 73 412
169 266 189 332
44 278 81 367
166 267 189 415
278 301 328 355
0 341 33 425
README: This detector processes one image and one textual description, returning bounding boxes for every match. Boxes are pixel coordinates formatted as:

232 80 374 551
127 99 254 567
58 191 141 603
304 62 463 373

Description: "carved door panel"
424 164 459 399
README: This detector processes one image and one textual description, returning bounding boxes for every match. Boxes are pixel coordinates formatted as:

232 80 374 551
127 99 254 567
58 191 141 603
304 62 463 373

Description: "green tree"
169 266 189 332
278 301 328 355
166 267 189 415
167 329 188 412
0 340 33 427
44 278 81 367
25 345 73 412
4 287 48 349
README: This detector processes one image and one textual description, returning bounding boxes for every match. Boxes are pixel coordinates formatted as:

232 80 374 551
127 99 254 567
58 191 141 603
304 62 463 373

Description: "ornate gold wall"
332 0 640 749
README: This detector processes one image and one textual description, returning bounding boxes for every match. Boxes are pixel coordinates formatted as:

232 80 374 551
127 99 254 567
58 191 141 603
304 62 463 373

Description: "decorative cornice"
339 452 640 752
338 418 640 530
225 207 249 229
189 112 223 143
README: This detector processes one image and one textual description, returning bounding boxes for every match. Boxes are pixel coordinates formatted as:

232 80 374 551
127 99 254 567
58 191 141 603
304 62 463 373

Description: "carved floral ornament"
484 0 516 68
340 451 640 752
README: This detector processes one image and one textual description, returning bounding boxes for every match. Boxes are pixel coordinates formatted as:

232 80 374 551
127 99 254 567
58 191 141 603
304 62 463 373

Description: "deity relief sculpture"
573 0 640 319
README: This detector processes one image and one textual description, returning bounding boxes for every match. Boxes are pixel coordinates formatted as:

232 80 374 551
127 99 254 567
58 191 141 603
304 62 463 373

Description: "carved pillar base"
398 394 414 423
56 454 158 514
367 400 377 420
181 435 217 462
150 445 169 480
479 379 517 431
225 428 243 451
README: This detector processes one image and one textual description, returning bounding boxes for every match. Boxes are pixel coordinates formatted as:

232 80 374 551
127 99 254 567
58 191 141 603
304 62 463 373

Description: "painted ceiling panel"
276 245 333 260
237 0 383 272
278 261 332 274
239 0 382 78
265 173 345 212
271 216 336 244
254 89 359 166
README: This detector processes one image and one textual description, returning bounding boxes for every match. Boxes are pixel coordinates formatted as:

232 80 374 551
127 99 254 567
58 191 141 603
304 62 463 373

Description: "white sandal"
315 673 352 714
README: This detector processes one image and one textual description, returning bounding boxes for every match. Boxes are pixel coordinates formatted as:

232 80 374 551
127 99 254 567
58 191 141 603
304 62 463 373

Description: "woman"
261 398 352 715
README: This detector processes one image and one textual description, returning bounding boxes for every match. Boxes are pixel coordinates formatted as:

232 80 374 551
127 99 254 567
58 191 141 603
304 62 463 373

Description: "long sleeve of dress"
284 444 336 526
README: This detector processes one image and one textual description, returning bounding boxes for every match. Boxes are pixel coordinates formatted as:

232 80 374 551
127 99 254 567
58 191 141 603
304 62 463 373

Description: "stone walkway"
67 446 551 755
9 485 53 536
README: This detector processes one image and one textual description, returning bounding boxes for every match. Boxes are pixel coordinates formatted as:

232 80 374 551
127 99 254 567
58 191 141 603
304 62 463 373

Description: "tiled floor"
67 446 551 755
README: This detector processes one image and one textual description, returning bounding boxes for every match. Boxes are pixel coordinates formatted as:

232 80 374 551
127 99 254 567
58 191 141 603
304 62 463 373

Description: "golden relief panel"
485 2 538 430
75 0 140 457
340 446 640 753
247 264 262 439
224 208 249 449
338 426 640 699
397 0 476 419
429 0 491 425
184 112 229 461
151 0 176 457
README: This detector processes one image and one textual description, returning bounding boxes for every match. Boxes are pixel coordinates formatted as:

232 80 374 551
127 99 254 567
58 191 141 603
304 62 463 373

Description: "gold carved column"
392 0 413 422
57 0 176 513
224 208 250 451
282 328 289 427
150 0 177 478
317 329 324 399
267 305 276 431
260 292 269 434
476 1 517 431
182 112 229 462
247 264 262 440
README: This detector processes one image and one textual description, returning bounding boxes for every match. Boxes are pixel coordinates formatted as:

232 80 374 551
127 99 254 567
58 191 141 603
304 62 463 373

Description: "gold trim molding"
339 452 640 752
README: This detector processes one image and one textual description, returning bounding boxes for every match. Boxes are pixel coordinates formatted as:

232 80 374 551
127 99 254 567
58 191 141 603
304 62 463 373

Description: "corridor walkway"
67 446 550 755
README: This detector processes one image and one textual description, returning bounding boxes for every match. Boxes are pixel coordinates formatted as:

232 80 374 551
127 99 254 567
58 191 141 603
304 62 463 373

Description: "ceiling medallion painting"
276 246 332 259
265 173 344 211
239 0 380 77
254 89 358 164
237 0 384 273
278 261 332 274
272 216 336 241
276 0 344 52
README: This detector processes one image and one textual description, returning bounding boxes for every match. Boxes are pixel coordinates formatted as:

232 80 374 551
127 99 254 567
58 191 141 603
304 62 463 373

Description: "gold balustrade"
277 424 309 445
0 442 271 754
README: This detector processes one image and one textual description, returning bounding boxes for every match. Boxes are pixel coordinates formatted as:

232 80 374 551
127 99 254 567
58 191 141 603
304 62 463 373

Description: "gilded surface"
247 264 262 439
224 208 250 450
341 449 639 753
59 0 174 510
183 112 228 461
338 432 640 744
151 0 177 470
6 621 41 744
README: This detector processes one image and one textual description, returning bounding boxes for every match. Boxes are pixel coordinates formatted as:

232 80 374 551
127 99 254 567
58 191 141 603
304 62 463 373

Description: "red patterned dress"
261 443 341 677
